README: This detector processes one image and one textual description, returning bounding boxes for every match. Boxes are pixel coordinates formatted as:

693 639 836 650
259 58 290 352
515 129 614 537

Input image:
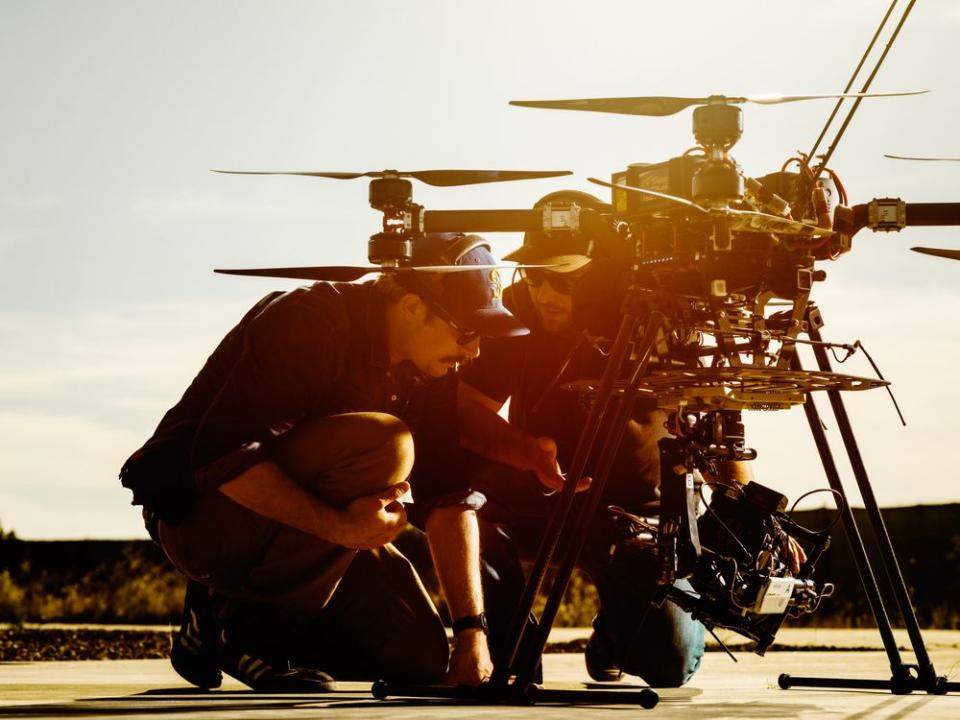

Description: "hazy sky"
3 0 960 538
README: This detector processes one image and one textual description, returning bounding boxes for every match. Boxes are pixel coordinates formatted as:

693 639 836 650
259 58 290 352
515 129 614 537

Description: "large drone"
212 5 960 705
215 88 947 412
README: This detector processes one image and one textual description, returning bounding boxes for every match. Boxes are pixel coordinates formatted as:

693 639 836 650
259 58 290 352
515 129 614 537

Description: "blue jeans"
587 547 705 687
473 459 705 688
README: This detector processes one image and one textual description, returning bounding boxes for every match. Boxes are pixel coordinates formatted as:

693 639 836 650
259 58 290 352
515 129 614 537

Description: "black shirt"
460 282 665 507
121 281 461 523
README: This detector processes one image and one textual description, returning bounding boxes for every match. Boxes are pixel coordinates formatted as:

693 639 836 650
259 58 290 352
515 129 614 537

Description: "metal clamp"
867 198 906 232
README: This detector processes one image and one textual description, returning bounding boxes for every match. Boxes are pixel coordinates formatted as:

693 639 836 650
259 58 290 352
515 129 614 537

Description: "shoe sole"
171 643 223 690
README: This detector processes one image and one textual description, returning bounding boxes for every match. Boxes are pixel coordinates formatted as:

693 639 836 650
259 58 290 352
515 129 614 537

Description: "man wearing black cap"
120 233 524 691
457 191 706 688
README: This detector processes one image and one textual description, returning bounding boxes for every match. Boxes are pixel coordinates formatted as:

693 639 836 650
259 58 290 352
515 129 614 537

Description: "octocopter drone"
216 87 955 416
212 33 960 707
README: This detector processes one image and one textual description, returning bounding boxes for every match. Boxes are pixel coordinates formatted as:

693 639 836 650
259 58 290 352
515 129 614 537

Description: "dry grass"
1 521 956 629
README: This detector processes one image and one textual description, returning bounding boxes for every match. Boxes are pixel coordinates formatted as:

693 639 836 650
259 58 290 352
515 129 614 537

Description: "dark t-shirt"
121 281 462 523
460 282 665 507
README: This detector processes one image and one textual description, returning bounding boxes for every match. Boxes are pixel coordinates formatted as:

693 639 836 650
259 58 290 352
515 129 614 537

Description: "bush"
0 570 27 622
0 536 185 624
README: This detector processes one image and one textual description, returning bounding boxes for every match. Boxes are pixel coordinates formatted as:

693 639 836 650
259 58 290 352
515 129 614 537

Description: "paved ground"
1 644 959 719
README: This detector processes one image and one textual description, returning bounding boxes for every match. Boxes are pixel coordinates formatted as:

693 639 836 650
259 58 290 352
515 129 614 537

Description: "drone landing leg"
787 355 913 692
496 312 643 692
511 313 666 690
779 332 957 695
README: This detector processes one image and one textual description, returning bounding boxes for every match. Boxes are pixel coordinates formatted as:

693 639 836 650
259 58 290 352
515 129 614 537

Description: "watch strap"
452 612 488 635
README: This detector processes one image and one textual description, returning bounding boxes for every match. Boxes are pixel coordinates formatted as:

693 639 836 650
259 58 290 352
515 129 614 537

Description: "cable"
725 556 749 611
530 332 588 416
829 344 856 364
787 488 846 532
698 482 752 561
825 168 849 206
853 340 906 426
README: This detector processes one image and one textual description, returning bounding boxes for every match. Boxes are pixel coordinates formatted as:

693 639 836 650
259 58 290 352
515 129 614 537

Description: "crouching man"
457 192 706 688
120 234 525 691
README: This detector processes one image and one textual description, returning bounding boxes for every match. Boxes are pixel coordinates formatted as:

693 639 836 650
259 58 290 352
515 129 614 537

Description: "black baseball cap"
503 190 609 271
402 233 529 339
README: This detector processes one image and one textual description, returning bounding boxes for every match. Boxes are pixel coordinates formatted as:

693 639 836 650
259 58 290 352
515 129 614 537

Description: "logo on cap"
488 269 502 300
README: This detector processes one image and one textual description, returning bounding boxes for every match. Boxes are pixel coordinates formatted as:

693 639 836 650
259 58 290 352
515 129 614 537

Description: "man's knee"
618 603 705 687
347 412 414 494
626 644 703 687
274 412 414 504
366 411 414 464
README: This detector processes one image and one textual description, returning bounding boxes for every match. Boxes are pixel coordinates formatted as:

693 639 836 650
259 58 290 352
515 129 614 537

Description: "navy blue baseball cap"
402 233 529 339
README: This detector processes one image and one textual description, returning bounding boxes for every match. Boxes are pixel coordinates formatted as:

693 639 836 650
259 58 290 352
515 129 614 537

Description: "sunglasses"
426 301 481 346
519 268 581 295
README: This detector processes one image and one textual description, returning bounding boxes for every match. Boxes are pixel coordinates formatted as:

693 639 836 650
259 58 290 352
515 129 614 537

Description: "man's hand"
443 630 493 687
526 436 591 494
785 535 808 576
329 481 409 550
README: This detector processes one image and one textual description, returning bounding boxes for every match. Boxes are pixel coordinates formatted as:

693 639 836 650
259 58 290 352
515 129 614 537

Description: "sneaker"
170 580 222 690
585 631 623 683
218 634 336 693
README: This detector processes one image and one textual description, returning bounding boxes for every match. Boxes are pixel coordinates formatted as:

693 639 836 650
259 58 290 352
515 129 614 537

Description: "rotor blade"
211 169 370 179
885 154 960 162
510 91 927 117
587 177 709 214
214 263 555 283
408 170 572 186
402 264 512 273
215 266 376 281
211 169 572 185
510 96 703 117
911 247 960 261
403 263 555 273
744 90 927 105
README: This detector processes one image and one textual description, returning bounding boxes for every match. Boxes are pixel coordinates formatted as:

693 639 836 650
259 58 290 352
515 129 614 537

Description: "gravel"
0 627 594 662
0 627 173 662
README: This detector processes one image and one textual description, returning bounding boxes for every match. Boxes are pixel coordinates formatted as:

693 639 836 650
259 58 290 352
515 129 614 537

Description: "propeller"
215 263 548 283
911 247 960 261
586 178 831 237
211 168 572 187
884 155 960 162
509 91 927 118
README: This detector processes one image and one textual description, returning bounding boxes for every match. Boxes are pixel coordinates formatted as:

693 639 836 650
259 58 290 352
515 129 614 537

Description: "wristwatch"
452 612 489 635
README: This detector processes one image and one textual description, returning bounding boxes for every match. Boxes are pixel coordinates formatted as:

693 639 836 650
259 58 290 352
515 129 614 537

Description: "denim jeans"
473 457 705 688
585 539 705 687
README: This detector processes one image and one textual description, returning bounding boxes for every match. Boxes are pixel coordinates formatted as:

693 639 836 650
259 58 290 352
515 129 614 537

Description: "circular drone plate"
563 366 888 412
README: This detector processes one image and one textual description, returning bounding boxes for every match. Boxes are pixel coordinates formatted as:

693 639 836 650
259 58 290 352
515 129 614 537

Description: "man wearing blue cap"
120 233 524 691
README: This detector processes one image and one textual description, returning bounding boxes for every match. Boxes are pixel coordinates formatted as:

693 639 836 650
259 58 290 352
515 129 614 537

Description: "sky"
2 0 960 539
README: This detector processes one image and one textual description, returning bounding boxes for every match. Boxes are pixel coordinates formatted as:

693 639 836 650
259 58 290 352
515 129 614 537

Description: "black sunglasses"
426 301 481 346
519 267 580 295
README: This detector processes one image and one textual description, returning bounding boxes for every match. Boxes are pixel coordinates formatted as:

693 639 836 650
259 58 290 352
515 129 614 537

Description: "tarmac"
2 630 959 719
